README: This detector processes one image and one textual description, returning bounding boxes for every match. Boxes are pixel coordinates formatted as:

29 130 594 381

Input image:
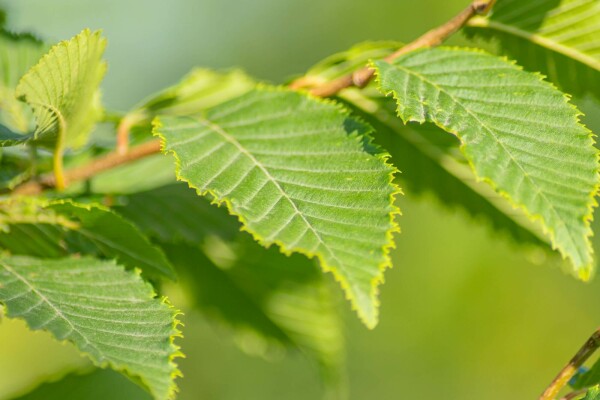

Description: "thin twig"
13 139 161 195
11 0 496 194
540 328 600 400
561 389 588 400
291 0 496 97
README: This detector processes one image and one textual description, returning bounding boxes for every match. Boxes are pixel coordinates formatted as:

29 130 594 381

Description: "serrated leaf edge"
371 46 600 279
153 85 402 328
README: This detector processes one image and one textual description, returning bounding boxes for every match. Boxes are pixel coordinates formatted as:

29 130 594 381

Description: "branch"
12 0 496 193
540 328 600 400
13 139 161 195
290 0 496 97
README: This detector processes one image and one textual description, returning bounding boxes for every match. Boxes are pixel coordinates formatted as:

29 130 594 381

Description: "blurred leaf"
584 386 600 400
116 183 345 391
136 68 255 117
154 88 400 328
15 29 106 149
12 369 151 400
467 0 600 100
0 198 176 280
115 183 240 244
374 47 599 277
0 256 182 400
573 359 600 390
0 30 47 135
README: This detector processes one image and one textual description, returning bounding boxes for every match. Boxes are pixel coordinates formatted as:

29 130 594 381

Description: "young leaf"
15 29 106 148
154 88 400 328
136 68 255 117
116 184 345 388
373 47 599 277
0 198 176 280
0 31 47 135
467 0 600 100
0 256 182 400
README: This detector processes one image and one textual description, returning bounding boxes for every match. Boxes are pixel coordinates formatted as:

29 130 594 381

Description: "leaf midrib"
0 259 103 357
385 60 584 265
194 115 350 282
468 17 600 73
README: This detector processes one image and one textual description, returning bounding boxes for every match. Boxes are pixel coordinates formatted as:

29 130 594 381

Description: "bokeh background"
2 0 600 399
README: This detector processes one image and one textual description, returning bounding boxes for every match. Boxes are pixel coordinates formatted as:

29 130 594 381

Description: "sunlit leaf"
15 29 106 148
467 0 600 100
154 88 400 328
374 47 599 276
0 256 182 400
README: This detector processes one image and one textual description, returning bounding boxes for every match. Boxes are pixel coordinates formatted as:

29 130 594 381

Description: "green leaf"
373 47 599 277
116 183 345 389
466 0 600 100
13 369 152 400
115 183 241 244
0 198 176 280
15 29 106 149
342 91 549 248
572 358 600 390
0 30 47 135
584 386 600 400
0 256 182 400
154 88 400 328
302 41 548 249
137 68 255 117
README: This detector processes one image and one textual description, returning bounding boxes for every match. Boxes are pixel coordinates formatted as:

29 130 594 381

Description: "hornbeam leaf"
154 88 400 328
116 183 345 389
0 31 47 135
0 198 176 280
303 42 551 251
467 0 600 100
15 29 106 148
374 48 599 277
0 256 182 400
341 91 549 249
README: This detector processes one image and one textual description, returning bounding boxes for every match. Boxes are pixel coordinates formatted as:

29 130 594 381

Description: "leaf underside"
0 30 47 135
467 0 600 100
154 88 400 328
15 29 106 148
117 183 345 386
374 47 599 276
0 256 181 400
0 198 176 280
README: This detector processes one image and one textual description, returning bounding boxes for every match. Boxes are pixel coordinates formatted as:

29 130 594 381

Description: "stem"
13 140 162 195
116 113 145 155
51 105 68 191
540 328 600 400
292 0 496 97
12 0 496 194
561 389 588 400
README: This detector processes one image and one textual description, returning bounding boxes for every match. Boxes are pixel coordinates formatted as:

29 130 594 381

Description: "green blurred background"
2 0 600 399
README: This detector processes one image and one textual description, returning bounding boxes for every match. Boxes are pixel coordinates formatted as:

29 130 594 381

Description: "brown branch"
13 139 161 195
540 328 600 400
12 0 496 194
561 389 588 400
291 0 496 97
